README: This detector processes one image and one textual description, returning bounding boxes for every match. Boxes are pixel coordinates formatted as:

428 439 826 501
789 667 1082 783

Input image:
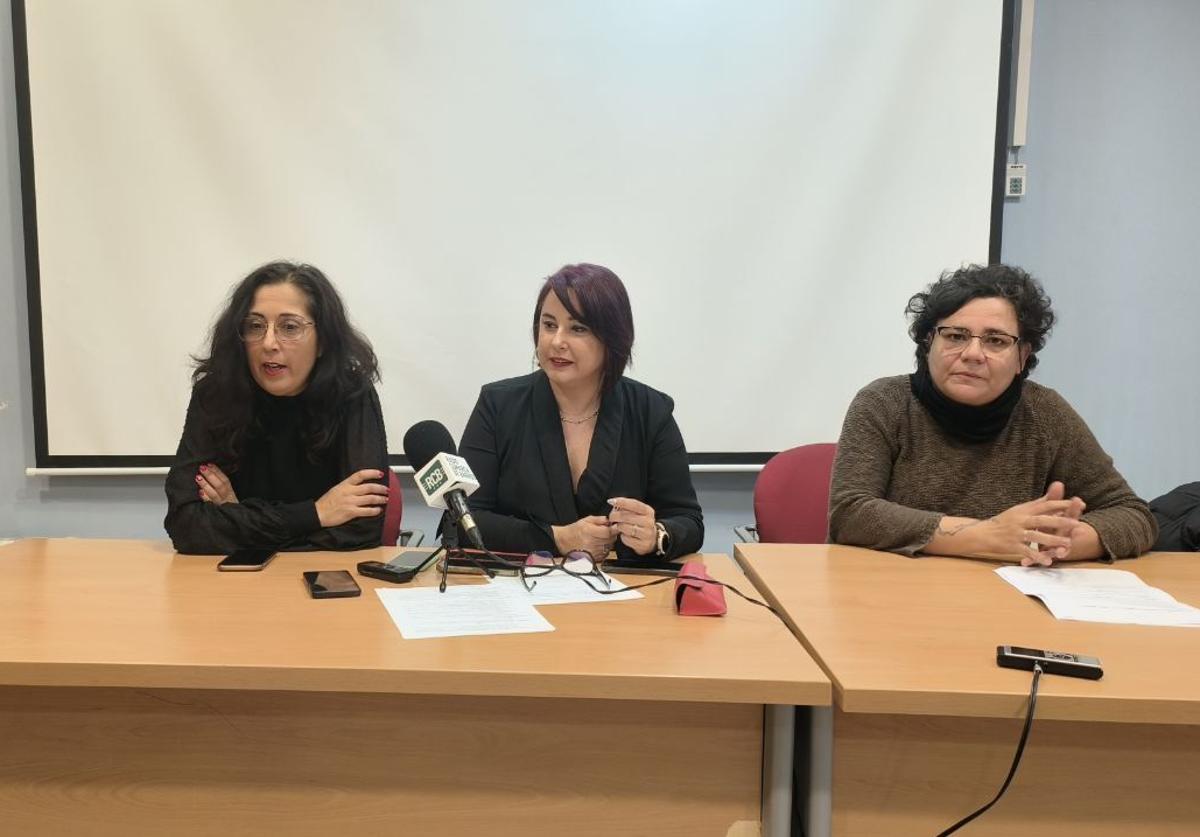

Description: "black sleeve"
614 398 704 561
459 388 557 554
1151 483 1200 552
303 386 388 551
163 387 387 554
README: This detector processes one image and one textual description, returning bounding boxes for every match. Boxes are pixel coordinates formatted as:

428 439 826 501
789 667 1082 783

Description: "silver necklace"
560 406 600 424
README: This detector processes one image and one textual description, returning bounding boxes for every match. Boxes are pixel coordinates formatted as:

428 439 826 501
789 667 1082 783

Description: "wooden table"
0 539 828 836
735 543 1200 836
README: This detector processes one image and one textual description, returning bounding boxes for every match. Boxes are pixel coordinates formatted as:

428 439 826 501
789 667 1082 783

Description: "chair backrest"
382 468 404 547
753 443 838 544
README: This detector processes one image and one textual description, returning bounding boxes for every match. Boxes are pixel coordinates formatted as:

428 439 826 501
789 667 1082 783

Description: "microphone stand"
432 513 497 593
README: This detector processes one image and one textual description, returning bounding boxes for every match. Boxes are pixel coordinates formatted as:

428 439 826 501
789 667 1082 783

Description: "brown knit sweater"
828 376 1157 559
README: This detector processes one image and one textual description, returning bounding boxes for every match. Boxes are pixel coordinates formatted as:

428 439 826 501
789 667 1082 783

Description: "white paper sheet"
995 566 1200 627
375 585 554 640
485 572 643 606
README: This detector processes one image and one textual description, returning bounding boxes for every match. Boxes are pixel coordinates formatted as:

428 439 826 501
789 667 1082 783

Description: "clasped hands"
552 496 657 558
936 480 1100 566
196 464 389 527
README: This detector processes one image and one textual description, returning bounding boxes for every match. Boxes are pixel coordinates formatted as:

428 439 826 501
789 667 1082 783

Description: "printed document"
375 585 554 639
996 566 1200 627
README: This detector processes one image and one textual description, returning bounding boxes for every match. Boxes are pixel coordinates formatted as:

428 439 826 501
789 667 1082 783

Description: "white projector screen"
17 0 1008 467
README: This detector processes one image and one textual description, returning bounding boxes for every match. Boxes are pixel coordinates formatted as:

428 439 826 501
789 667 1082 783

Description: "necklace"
560 405 600 424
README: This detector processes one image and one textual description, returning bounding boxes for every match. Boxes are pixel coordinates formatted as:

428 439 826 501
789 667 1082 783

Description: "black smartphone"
996 645 1103 680
217 549 276 572
303 570 362 599
603 557 684 576
442 554 521 576
357 550 436 584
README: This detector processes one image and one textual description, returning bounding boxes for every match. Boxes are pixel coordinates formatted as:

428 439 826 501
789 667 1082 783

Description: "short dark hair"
532 264 634 392
191 261 379 466
906 263 1055 377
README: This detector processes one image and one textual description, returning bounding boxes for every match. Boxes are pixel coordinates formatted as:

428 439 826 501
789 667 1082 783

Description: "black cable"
587 572 782 618
937 663 1043 836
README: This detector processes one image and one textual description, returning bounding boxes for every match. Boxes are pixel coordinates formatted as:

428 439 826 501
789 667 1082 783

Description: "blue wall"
1000 0 1200 498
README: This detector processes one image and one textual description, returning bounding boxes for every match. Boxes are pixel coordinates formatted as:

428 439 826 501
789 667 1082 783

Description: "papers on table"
375 572 643 639
996 566 1200 627
0 539 14 548
375 585 554 640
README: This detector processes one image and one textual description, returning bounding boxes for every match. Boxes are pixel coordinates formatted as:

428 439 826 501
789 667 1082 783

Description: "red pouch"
673 560 727 616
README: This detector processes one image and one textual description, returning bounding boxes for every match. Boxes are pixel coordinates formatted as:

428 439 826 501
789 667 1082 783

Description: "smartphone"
303 570 362 599
357 550 436 584
603 556 684 576
442 553 521 576
217 549 276 572
604 564 682 577
996 645 1103 680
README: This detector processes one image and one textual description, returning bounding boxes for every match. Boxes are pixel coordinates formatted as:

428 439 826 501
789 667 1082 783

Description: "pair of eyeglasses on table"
435 548 778 614
506 551 780 615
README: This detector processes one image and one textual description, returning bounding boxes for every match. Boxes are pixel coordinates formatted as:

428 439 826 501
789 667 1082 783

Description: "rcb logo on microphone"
419 462 448 495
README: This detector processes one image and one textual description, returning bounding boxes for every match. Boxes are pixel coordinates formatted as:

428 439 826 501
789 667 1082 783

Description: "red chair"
383 469 404 546
737 443 838 544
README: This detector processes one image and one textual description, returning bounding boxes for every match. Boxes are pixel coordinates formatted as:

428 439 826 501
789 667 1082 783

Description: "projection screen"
15 0 1009 467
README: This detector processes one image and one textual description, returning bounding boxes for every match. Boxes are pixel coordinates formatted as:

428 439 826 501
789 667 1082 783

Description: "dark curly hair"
906 263 1055 378
190 261 379 468
532 263 634 393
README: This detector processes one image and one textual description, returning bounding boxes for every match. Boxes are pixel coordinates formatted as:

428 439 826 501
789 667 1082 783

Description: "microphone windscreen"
403 420 457 469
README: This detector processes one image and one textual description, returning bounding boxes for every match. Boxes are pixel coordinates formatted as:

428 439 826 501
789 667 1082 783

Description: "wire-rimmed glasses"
517 551 780 616
521 550 611 592
239 314 315 343
933 325 1019 355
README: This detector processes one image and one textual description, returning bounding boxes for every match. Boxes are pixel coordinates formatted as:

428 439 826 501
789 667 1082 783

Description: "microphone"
402 420 486 550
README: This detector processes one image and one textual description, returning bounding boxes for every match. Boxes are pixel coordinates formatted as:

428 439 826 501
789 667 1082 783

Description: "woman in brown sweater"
828 264 1156 564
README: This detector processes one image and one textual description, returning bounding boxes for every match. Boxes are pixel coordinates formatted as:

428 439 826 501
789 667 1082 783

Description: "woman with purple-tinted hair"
458 264 704 561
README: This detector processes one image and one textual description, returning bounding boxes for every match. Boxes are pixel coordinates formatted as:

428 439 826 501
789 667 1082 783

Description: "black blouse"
164 386 388 554
459 371 704 559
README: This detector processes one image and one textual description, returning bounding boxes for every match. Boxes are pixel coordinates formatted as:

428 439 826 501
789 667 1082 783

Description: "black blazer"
459 371 704 559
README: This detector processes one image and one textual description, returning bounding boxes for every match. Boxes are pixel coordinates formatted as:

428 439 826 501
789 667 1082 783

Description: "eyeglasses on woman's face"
239 314 315 343
933 325 1019 356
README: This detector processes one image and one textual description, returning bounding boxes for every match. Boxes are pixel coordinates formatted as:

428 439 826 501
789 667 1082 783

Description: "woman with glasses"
164 261 389 553
828 264 1155 564
458 263 703 562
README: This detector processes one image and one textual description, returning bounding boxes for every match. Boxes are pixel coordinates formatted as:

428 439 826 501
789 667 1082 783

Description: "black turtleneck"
236 391 339 505
164 386 389 554
909 364 1023 443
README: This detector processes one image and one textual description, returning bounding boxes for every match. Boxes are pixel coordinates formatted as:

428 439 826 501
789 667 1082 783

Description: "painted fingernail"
195 475 203 483
200 465 208 473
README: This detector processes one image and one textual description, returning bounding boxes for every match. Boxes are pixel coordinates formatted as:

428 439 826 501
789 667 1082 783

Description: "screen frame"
11 0 1016 470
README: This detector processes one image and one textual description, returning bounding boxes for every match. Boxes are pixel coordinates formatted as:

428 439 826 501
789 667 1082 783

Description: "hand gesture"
552 516 615 559
608 496 657 556
196 463 238 505
987 484 1082 566
315 469 389 528
1034 481 1101 563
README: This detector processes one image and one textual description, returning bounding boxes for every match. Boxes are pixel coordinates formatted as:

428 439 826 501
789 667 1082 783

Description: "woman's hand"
1035 481 1103 562
315 469 389 528
552 516 615 559
196 463 238 505
928 485 1081 565
607 496 658 556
